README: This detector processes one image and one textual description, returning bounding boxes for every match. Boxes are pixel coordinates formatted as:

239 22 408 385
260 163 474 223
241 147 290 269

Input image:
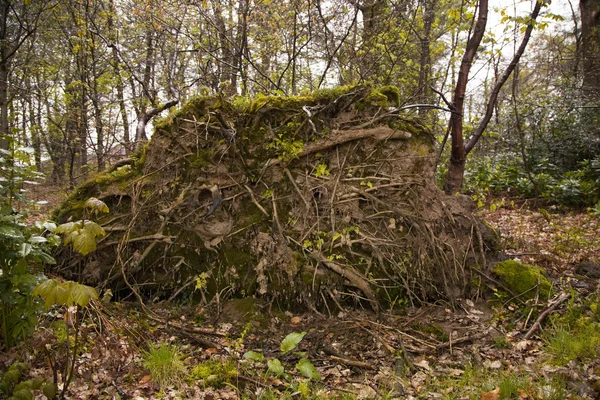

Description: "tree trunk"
0 1 9 151
444 0 489 194
108 0 130 154
580 0 600 92
417 0 435 116
135 100 179 149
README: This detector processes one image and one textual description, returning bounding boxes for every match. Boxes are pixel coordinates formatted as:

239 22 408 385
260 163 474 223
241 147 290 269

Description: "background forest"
0 0 598 205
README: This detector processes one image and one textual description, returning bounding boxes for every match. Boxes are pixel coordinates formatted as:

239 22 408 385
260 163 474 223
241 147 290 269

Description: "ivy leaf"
243 351 265 361
296 358 321 380
267 359 284 375
84 197 109 213
280 331 306 354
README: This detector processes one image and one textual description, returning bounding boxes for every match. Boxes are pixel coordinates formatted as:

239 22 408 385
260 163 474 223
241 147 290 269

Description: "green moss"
191 359 238 388
186 149 213 168
219 246 254 268
377 85 401 106
364 91 389 107
493 260 552 300
51 168 135 222
154 95 216 130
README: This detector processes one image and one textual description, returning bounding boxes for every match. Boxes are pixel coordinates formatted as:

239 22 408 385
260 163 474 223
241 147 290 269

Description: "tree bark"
580 0 600 92
417 0 435 116
135 100 179 149
444 0 489 194
108 0 130 154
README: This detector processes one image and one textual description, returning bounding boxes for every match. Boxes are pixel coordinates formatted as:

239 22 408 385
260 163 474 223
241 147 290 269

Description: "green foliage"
493 260 552 300
243 331 320 381
280 331 306 354
55 197 108 256
143 342 187 389
0 146 60 350
544 325 600 366
0 362 53 399
544 293 600 365
33 279 98 309
266 134 304 162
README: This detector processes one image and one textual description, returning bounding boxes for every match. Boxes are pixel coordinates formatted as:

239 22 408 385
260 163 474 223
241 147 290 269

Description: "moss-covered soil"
50 86 497 311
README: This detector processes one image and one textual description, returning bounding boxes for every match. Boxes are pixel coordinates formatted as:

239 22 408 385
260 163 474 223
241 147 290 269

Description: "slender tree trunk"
27 82 41 170
444 0 489 194
108 0 130 154
417 0 435 115
580 0 600 92
135 100 178 149
0 1 9 151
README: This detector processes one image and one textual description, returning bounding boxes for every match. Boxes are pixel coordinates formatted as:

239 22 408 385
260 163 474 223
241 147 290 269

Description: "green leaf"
64 281 98 307
296 358 321 380
84 197 109 213
243 351 265 361
280 331 306 354
0 224 23 239
82 221 106 237
267 359 284 375
29 236 47 244
72 229 97 255
33 279 68 309
33 279 98 308
42 221 57 232
56 221 81 235
19 243 32 258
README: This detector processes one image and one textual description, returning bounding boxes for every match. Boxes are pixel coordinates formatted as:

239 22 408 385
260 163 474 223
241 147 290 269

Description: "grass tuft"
142 342 187 389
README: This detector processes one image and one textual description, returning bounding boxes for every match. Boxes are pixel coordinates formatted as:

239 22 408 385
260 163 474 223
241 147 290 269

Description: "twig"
524 292 570 340
284 167 310 209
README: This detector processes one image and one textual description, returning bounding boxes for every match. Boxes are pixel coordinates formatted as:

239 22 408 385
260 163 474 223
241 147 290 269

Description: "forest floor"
2 187 600 399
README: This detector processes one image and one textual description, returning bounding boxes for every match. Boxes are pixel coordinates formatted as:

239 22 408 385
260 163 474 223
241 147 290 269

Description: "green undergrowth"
543 292 600 366
423 363 568 400
142 342 187 390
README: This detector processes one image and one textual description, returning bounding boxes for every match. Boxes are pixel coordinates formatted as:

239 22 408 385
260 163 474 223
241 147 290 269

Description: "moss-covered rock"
493 260 552 300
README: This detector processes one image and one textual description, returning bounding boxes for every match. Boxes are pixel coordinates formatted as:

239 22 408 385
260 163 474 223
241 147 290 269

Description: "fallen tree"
52 86 498 310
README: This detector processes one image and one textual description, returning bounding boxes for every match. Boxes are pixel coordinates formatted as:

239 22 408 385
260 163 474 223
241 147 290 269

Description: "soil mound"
52 86 497 310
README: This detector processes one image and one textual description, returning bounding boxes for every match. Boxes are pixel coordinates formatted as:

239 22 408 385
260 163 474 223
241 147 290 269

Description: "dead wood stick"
311 253 379 312
322 348 374 370
524 292 571 340
350 187 419 220
243 185 269 216
284 167 310 209
265 127 411 169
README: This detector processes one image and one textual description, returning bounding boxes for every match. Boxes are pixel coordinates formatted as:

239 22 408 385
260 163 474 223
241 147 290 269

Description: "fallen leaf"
138 375 152 384
480 387 500 400
291 316 301 325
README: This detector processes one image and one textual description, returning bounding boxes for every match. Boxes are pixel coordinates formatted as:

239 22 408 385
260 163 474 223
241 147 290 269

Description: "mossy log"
51 86 498 310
